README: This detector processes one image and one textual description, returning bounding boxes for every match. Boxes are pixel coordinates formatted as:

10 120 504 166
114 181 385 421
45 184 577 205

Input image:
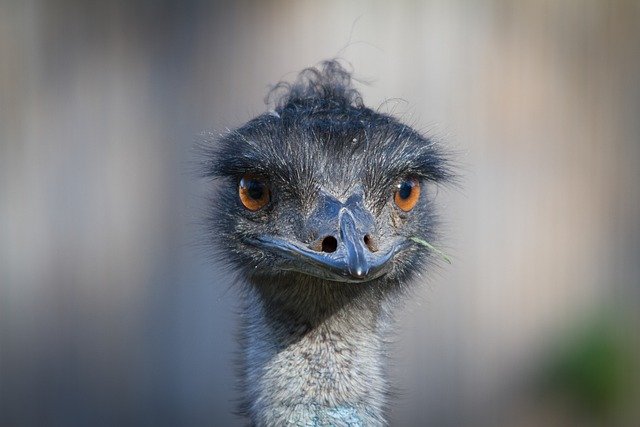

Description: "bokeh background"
2 0 639 425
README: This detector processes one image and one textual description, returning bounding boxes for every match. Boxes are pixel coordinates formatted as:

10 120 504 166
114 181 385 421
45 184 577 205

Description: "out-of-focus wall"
1 1 639 425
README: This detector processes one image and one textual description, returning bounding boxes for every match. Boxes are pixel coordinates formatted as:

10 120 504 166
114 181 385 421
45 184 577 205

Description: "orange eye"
394 178 420 211
239 175 270 211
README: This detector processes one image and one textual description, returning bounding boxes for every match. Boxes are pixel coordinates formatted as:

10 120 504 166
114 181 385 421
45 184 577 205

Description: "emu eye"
239 175 270 211
394 177 420 212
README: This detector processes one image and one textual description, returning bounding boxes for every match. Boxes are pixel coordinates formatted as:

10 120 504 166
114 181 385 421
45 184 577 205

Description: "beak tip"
348 266 369 280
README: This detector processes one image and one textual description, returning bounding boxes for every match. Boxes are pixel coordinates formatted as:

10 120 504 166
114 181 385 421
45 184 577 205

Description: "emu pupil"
398 180 414 199
245 178 265 200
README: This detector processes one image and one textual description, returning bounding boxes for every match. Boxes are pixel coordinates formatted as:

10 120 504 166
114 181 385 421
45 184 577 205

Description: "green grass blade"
409 237 452 264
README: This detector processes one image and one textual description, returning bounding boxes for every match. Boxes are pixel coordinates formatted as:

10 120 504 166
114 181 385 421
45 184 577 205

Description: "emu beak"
253 233 403 283
339 208 370 279
249 193 408 283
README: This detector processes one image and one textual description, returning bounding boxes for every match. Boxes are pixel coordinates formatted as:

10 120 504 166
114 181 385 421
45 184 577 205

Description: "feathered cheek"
389 208 411 231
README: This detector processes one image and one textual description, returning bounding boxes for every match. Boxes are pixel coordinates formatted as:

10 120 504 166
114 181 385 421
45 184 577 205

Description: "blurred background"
1 0 639 425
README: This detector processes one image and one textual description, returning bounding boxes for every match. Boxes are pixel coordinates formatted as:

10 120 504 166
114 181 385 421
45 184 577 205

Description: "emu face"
207 63 450 285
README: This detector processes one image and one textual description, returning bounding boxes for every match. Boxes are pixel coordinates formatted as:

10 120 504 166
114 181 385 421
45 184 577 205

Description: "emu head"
206 61 451 290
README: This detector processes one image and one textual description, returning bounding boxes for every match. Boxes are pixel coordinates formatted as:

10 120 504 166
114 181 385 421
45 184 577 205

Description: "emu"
204 60 452 426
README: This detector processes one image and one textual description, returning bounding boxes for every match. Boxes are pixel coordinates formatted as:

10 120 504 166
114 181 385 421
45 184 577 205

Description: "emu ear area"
364 121 454 189
199 117 283 181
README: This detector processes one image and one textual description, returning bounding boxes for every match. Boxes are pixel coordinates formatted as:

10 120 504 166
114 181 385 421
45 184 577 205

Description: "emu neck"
241 276 392 426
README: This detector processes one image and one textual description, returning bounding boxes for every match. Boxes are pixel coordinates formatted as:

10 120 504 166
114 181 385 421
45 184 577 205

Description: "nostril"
363 234 378 252
321 236 338 253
